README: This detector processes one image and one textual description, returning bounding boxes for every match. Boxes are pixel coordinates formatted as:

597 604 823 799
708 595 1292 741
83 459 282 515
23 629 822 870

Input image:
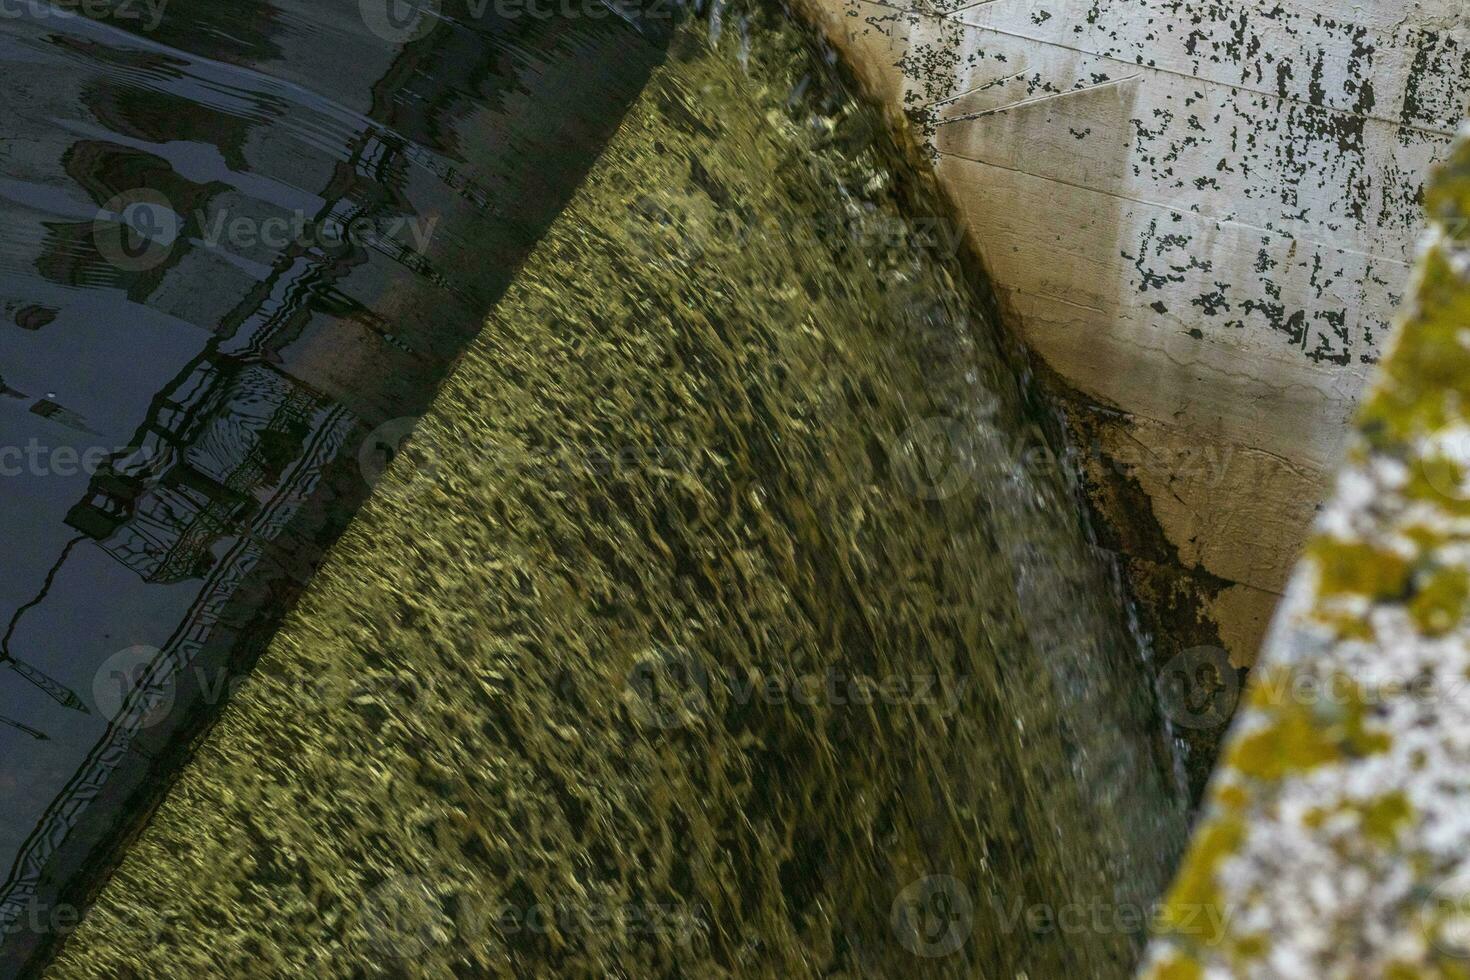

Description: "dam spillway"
2 2 1195 977
12 0 1467 977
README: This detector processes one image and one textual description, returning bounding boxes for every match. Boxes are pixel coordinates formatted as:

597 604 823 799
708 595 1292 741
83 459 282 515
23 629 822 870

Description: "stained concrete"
1143 124 1470 980
790 0 1470 673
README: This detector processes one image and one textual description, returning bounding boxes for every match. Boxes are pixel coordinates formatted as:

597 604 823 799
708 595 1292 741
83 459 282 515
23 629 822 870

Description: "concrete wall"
791 0 1470 670
1143 125 1470 980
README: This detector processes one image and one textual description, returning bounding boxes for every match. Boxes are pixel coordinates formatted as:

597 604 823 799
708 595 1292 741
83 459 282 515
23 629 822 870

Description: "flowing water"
7 2 1187 977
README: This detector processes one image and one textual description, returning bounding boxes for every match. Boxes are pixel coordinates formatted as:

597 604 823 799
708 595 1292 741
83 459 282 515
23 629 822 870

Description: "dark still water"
0 0 666 973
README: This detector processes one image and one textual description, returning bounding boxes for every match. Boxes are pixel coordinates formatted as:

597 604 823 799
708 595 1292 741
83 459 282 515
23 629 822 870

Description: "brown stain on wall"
1042 371 1249 803
785 0 1470 782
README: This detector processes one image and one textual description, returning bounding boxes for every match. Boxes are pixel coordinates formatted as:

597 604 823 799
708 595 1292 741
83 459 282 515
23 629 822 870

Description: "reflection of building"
0 2 400 716
0 0 665 967
67 361 334 585
42 1 584 596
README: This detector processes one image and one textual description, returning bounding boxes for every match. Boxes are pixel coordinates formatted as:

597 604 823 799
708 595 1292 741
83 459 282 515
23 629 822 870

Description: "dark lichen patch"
1036 374 1242 807
1401 30 1470 132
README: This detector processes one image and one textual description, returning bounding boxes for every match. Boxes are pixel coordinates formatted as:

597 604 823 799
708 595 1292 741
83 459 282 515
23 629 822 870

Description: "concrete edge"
1141 125 1470 978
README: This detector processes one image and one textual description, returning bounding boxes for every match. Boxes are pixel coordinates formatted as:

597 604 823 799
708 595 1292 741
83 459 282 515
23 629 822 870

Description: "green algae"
45 9 1184 980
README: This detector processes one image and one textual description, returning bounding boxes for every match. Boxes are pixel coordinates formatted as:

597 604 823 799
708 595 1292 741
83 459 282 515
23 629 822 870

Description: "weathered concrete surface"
791 0 1470 671
1142 128 1470 979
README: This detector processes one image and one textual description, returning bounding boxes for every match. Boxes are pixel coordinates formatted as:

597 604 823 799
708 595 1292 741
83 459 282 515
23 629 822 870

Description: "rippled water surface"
0 1 666 973
10 2 1186 977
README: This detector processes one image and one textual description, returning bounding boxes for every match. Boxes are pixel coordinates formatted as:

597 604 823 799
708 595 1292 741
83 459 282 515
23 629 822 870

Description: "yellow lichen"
1309 538 1412 602
1312 609 1377 642
1360 792 1415 845
1144 127 1470 979
1360 244 1470 449
1229 711 1340 780
1213 782 1250 813
1298 792 1415 847
1153 817 1242 947
1403 524 1449 552
1228 677 1390 782
1410 567 1470 636
1404 453 1470 517
1232 933 1269 962
1145 952 1204 980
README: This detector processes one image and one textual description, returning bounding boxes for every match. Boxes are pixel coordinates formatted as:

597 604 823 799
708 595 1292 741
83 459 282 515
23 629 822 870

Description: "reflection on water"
45 6 1187 978
0 0 666 973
